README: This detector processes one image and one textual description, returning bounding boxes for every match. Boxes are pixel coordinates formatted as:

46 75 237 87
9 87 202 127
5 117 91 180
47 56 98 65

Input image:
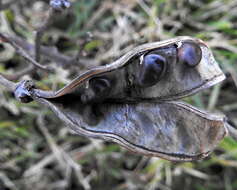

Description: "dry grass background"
0 0 237 189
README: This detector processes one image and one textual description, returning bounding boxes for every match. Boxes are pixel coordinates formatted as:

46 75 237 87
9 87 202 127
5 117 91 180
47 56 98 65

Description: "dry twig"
0 32 54 72
5 34 99 68
0 74 17 91
2 65 35 81
35 8 56 62
37 114 91 190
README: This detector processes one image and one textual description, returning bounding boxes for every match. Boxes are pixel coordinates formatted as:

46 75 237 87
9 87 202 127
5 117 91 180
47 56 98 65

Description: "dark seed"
81 77 111 103
138 54 166 87
177 42 202 67
90 77 111 95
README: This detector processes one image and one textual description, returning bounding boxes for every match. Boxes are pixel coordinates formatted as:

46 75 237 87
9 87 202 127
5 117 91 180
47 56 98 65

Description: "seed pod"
16 36 229 161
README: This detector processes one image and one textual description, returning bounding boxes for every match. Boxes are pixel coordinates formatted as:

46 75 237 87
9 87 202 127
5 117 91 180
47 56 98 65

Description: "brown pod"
15 36 229 161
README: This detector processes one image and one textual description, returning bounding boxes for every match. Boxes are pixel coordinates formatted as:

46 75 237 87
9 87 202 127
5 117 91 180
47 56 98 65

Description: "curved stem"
0 33 54 72
0 74 17 91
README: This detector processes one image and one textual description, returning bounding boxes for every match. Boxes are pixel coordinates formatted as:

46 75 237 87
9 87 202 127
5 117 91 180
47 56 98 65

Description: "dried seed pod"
14 36 229 161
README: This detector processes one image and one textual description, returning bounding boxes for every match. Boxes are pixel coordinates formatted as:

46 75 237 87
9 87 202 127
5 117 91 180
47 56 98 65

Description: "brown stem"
35 8 56 62
0 74 17 91
0 32 54 73
2 65 35 81
6 34 99 68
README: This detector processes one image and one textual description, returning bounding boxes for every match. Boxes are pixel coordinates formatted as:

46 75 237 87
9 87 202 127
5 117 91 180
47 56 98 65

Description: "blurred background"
0 0 237 189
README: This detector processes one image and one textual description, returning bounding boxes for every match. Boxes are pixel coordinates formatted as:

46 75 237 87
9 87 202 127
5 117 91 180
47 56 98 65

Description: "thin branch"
35 8 56 62
37 114 66 169
0 172 17 190
35 0 71 63
0 32 54 72
73 32 93 64
6 34 99 67
136 0 162 30
2 65 35 81
0 74 17 91
37 114 91 190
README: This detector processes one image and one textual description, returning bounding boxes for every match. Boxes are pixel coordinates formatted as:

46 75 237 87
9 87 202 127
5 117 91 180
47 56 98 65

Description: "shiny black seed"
178 42 202 67
138 54 166 87
81 77 111 103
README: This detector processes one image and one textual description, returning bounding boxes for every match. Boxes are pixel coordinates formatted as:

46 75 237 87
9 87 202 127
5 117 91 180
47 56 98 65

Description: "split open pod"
15 36 232 161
